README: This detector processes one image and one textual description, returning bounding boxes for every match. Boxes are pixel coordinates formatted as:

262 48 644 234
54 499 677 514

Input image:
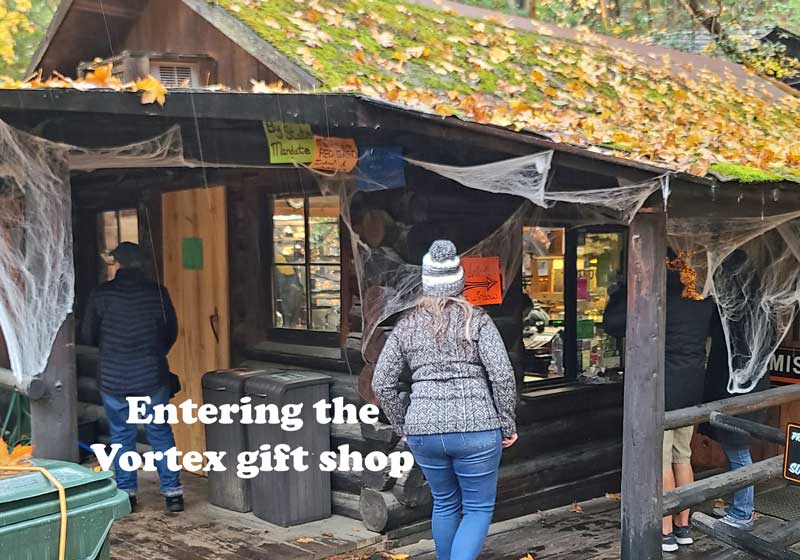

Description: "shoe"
165 495 184 513
674 525 694 546
662 533 679 552
720 513 754 532
713 504 729 518
128 495 137 513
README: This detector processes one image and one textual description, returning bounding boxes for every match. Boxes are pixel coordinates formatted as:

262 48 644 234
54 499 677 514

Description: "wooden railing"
661 384 800 559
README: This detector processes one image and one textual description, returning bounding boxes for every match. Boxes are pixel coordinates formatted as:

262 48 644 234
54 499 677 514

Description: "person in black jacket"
603 248 714 552
82 242 183 513
702 249 771 531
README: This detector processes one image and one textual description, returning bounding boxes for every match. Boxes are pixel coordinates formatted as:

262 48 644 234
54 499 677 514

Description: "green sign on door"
182 237 203 270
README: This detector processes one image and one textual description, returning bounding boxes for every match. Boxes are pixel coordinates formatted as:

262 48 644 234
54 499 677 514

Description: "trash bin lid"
202 368 268 391
244 370 333 398
0 459 118 528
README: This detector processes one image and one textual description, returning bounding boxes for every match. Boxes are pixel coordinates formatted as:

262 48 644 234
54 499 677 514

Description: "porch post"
29 316 78 462
621 209 666 559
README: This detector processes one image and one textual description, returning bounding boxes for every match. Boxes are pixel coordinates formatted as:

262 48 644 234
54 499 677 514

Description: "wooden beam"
663 456 785 516
710 412 786 445
692 513 800 560
706 519 800 560
620 210 666 560
29 316 79 462
25 0 75 76
665 384 800 430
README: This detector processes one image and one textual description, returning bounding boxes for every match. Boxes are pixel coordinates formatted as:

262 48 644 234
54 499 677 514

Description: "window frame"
269 194 342 340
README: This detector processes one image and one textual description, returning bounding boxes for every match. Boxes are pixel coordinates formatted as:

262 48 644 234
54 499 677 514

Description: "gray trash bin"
202 367 266 512
244 371 333 527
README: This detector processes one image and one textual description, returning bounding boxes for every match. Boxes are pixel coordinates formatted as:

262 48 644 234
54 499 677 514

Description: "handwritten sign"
462 256 503 306
785 423 800 484
263 121 314 164
311 136 358 172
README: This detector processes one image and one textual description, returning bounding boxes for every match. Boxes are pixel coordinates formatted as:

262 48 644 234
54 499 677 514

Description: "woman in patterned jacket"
373 240 518 560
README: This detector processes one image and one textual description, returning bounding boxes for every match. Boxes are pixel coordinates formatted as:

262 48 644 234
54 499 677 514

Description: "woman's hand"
502 433 518 448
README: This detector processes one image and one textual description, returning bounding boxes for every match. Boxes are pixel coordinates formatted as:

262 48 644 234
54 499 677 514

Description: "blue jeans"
722 443 754 520
406 430 502 560
101 386 183 497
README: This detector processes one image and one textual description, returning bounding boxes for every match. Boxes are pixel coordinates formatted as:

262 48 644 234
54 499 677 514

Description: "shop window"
522 227 566 382
272 196 341 332
97 209 139 282
521 226 625 384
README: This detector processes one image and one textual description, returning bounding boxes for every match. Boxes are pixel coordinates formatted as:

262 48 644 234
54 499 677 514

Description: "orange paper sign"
311 136 358 172
462 256 503 306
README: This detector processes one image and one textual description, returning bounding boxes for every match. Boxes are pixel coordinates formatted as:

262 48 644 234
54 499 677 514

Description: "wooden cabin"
2 0 799 553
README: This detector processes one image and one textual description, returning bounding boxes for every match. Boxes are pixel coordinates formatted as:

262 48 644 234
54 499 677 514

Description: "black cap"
110 242 143 268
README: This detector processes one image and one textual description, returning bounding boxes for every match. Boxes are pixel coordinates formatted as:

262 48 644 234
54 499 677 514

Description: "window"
97 209 139 282
272 196 341 332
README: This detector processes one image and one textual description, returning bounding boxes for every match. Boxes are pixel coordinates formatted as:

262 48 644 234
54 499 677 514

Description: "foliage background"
0 0 59 79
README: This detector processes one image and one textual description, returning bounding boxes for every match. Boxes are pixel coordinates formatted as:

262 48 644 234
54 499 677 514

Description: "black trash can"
202 367 266 513
244 371 333 527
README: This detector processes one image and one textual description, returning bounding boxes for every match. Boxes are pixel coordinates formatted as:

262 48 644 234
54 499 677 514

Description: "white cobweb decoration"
0 120 188 390
0 120 74 391
670 211 800 393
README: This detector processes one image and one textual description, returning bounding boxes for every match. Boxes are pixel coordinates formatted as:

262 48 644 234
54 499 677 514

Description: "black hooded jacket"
603 267 715 412
81 267 178 397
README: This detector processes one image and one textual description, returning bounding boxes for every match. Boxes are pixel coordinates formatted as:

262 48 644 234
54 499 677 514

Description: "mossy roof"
217 0 800 182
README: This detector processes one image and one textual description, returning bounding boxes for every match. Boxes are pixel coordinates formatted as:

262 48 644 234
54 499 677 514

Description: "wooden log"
706 519 800 560
331 468 364 494
332 490 362 520
621 210 666 560
392 467 431 508
361 465 397 492
497 440 622 500
665 384 800 430
359 487 432 533
30 317 79 462
361 420 402 445
517 383 623 424
692 513 800 560
501 408 623 463
710 412 786 445
663 455 785 516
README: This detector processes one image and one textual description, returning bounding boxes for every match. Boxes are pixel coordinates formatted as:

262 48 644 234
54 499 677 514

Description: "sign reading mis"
785 423 800 484
768 347 800 385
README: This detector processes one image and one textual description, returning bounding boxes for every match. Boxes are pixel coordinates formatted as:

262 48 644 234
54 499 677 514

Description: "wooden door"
162 186 230 457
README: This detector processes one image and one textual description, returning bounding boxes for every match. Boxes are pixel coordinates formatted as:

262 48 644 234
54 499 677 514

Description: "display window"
272 196 341 332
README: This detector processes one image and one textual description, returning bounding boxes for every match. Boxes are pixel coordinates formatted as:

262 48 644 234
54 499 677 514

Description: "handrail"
665 384 800 430
709 412 786 445
663 455 785 516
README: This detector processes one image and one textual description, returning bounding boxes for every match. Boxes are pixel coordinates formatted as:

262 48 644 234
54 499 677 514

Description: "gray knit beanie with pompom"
422 240 464 297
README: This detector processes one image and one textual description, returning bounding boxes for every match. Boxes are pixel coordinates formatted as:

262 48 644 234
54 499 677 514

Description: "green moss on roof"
217 0 800 179
709 163 785 183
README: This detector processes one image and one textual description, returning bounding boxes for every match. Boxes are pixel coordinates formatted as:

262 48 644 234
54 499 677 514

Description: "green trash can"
0 459 130 560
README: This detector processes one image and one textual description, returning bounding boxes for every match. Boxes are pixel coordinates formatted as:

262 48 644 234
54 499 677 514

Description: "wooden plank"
665 385 800 430
663 455 785 516
162 186 230 459
692 513 800 560
620 210 666 560
180 0 320 89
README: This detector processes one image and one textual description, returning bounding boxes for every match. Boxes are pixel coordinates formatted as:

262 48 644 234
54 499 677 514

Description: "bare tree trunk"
529 0 536 19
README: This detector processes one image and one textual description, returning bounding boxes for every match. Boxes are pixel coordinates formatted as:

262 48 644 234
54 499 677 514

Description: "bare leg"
663 467 676 535
673 463 695 527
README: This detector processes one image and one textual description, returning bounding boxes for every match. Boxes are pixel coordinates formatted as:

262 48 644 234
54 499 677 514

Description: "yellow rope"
0 466 67 560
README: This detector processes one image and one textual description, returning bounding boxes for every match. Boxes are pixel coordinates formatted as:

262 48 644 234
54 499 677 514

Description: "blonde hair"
415 295 476 344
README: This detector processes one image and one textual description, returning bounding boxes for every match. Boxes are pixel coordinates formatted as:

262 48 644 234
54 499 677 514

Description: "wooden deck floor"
393 495 796 560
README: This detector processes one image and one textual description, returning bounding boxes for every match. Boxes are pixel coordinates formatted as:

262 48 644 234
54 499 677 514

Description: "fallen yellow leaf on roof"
135 76 167 107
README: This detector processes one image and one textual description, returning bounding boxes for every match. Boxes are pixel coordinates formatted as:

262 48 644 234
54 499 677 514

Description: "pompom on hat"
422 240 464 297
